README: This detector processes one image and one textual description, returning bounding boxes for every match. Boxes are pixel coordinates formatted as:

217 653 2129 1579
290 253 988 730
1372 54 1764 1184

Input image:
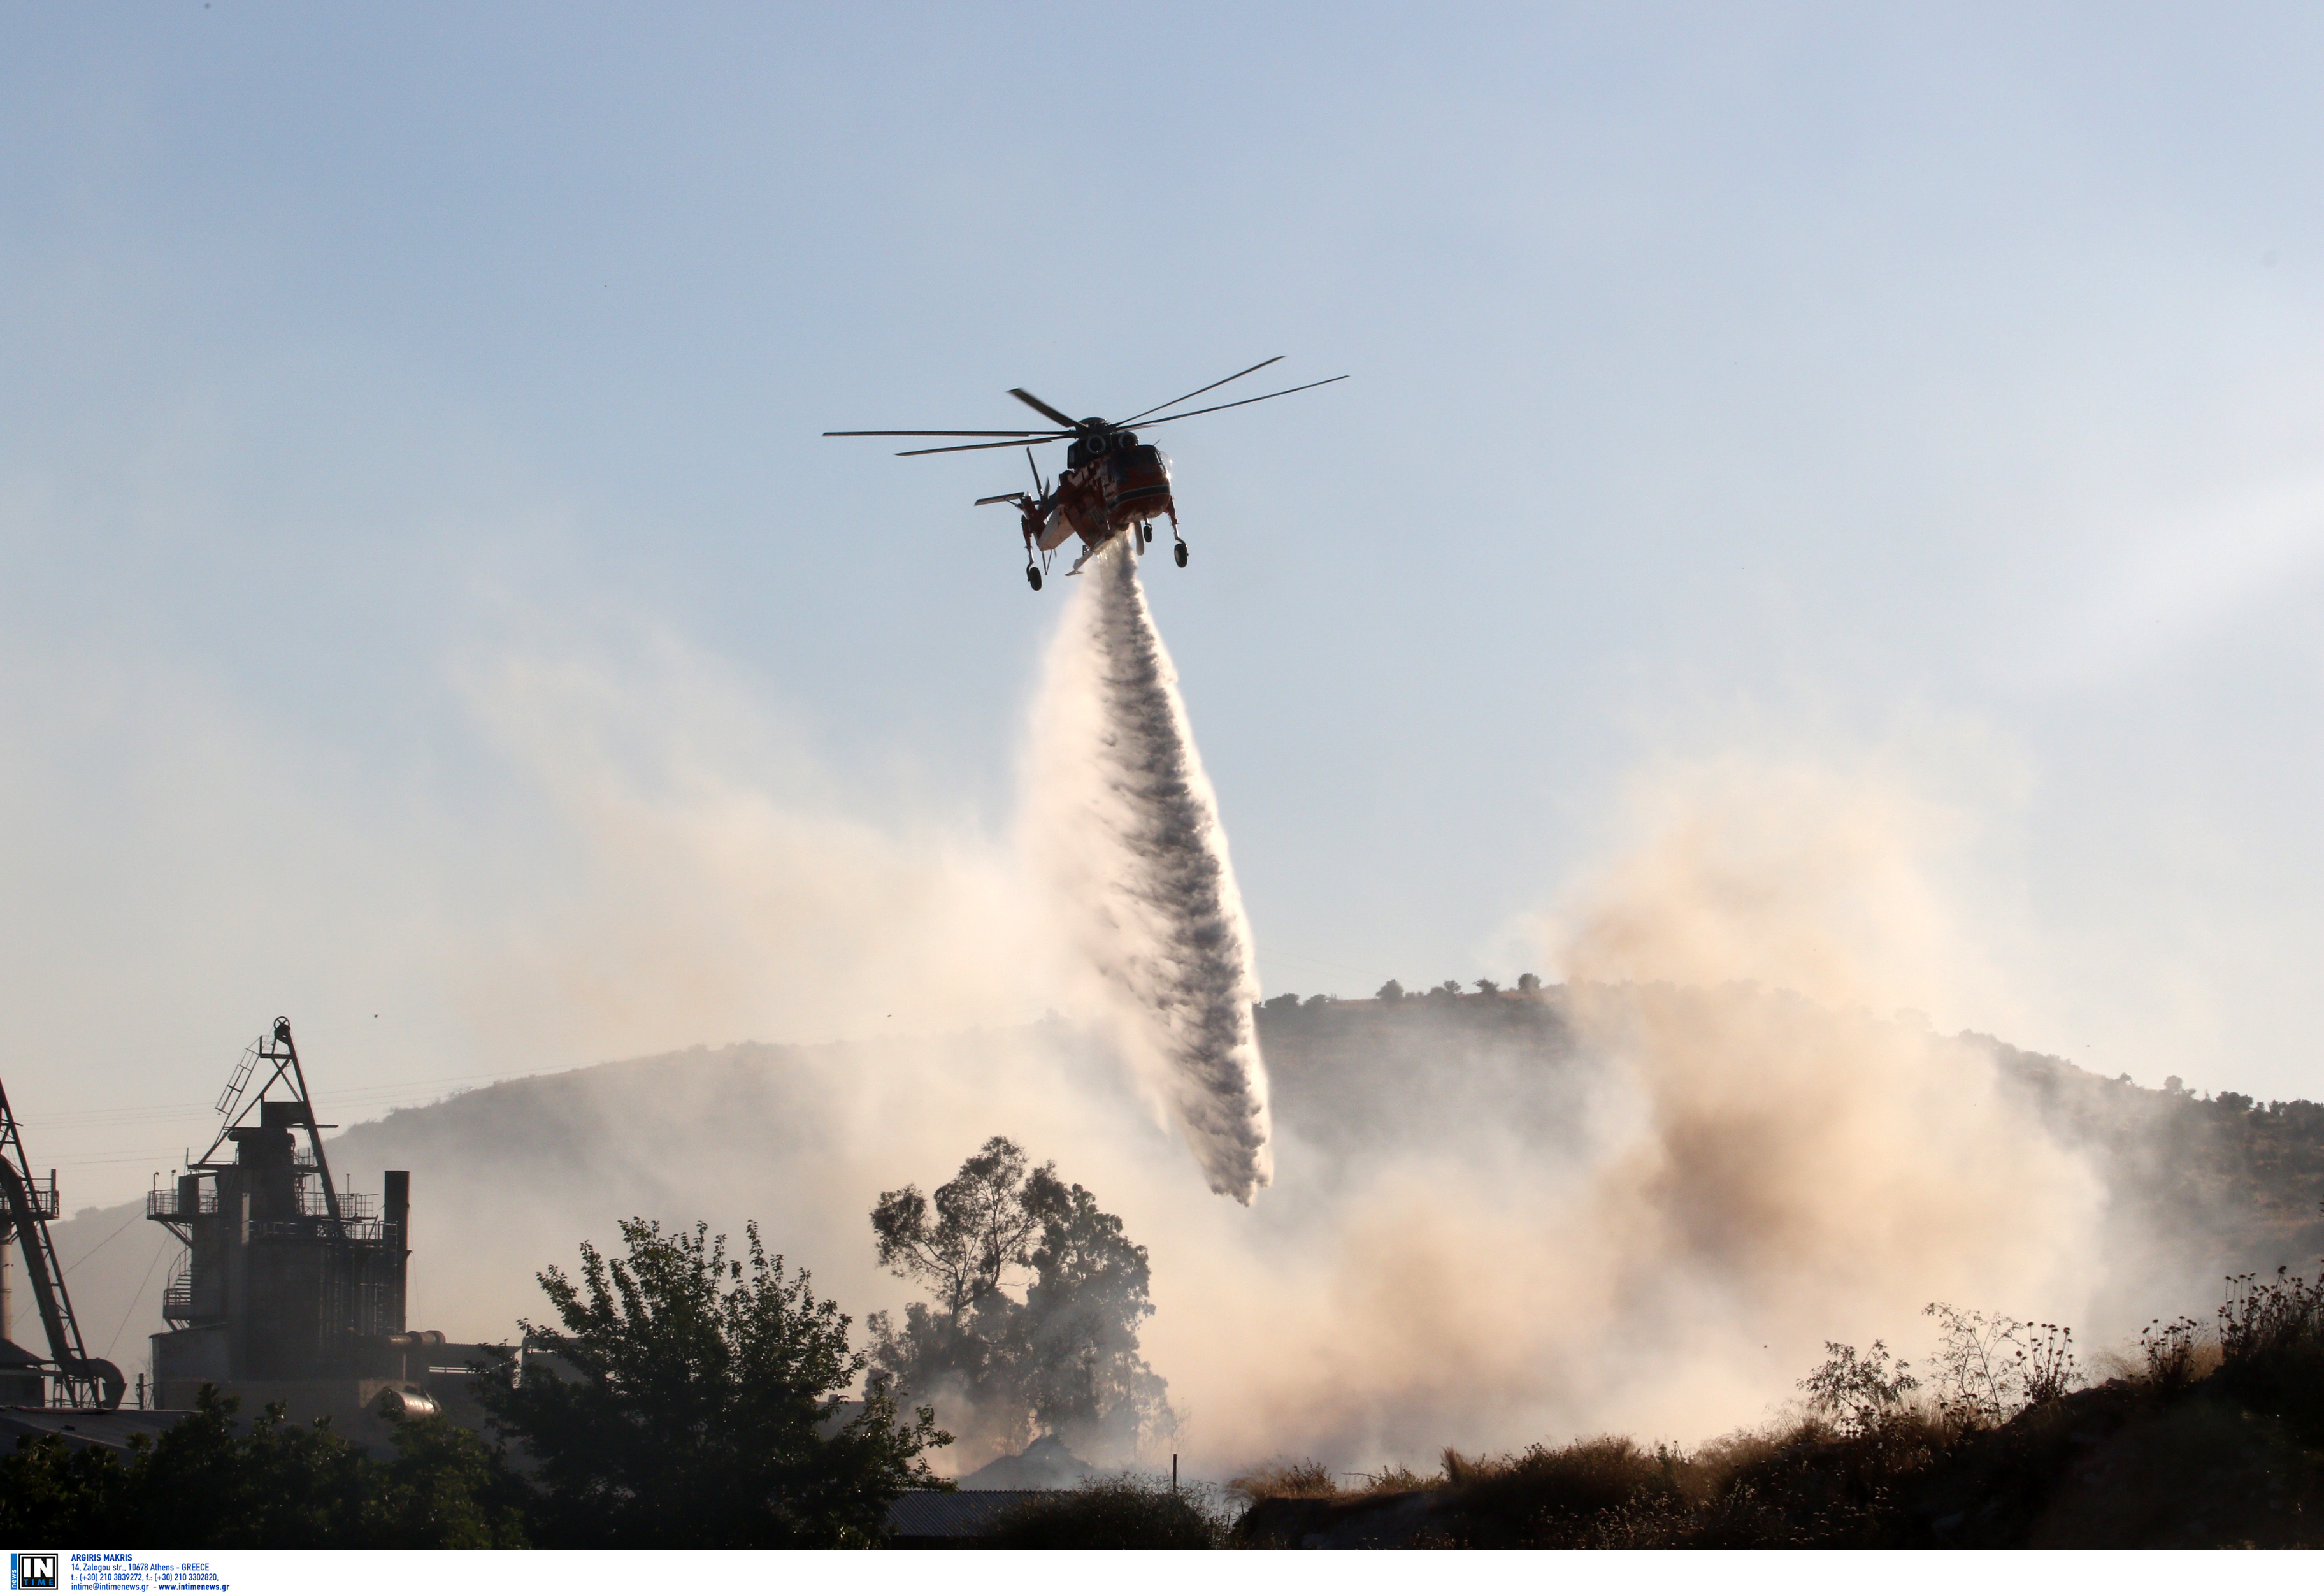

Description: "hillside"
1257 988 2324 1281
35 986 2324 1469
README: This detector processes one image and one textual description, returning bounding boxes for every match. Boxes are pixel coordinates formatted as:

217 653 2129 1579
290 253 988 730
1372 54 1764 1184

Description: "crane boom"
0 1076 124 1408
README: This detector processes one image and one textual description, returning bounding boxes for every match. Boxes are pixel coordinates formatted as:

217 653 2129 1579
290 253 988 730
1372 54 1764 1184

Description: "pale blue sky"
9 3 2324 1201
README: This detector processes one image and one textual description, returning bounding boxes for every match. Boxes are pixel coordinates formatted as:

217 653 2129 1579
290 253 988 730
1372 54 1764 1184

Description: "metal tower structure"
194 1015 345 1222
0 1074 126 1408
147 1017 410 1397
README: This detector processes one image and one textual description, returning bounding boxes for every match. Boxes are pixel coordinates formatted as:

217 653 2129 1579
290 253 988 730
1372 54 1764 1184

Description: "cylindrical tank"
372 1383 440 1420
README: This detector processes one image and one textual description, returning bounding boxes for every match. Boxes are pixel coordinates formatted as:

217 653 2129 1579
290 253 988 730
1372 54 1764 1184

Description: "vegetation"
0 1388 527 1548
867 1136 1172 1463
15 1029 2324 1550
1230 1257 2324 1548
474 1216 947 1547
983 1473 1230 1548
4 1215 943 1549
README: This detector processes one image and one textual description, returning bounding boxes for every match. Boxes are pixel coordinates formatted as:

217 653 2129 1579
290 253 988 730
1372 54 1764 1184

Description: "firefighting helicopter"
825 357 1345 591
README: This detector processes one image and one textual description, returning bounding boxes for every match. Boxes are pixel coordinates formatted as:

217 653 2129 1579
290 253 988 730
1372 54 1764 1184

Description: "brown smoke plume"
59 616 2116 1475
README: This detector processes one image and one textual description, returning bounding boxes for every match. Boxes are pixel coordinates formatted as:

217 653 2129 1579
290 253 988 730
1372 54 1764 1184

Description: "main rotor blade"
973 493 1028 505
824 429 1058 438
896 435 1071 457
1131 373 1349 428
1008 389 1079 428
1116 356 1284 426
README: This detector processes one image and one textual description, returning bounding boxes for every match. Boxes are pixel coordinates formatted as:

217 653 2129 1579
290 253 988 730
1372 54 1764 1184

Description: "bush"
0 1389 526 1548
1228 1457 1338 1498
2216 1263 2324 1441
984 1474 1226 1548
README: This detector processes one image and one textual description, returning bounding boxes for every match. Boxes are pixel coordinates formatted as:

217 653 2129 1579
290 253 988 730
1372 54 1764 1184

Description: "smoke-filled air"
42 545 2224 1486
1022 538 1272 1203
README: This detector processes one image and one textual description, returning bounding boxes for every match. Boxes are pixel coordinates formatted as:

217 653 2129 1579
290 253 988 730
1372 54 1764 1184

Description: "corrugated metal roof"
886 1489 1065 1540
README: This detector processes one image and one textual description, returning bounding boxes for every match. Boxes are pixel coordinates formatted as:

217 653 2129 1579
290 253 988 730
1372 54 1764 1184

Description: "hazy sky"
8 3 2324 1204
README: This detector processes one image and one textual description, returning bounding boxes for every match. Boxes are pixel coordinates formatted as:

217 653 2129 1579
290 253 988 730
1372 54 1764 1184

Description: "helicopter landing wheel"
1026 563 1043 592
1138 521 1152 549
1173 539 1188 568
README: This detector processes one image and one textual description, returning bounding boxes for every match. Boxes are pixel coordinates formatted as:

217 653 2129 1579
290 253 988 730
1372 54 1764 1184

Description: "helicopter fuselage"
1022 429 1176 553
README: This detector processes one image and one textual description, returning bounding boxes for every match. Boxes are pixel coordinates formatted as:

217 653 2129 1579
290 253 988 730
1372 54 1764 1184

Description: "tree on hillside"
1376 979 1404 1002
869 1136 1172 1462
475 1218 946 1547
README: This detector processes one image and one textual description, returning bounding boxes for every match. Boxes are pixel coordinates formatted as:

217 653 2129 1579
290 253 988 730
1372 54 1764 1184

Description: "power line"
104 1229 173 1360
60 1206 146 1275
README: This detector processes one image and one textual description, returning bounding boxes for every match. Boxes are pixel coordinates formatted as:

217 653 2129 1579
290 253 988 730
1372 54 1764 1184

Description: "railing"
147 1184 378 1220
247 1216 385 1243
161 1255 194 1324
147 1187 212 1218
299 1186 377 1220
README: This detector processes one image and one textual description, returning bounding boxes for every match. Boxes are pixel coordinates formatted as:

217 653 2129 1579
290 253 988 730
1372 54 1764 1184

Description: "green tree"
477 1217 947 1547
0 1429 127 1543
0 1387 526 1548
870 1138 1172 1461
1019 1180 1172 1454
361 1412 532 1547
126 1389 368 1546
872 1136 1046 1320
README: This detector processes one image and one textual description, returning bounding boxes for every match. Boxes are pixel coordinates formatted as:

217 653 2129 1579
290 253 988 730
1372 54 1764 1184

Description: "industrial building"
4 1016 487 1446
142 1017 489 1434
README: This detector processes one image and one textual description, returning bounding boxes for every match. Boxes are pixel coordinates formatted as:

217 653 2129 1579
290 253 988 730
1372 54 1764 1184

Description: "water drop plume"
1022 538 1272 1202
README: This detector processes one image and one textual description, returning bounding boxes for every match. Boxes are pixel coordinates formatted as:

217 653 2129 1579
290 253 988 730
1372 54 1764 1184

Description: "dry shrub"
2135 1316 2221 1397
1227 1457 1338 1499
1432 1436 1680 1545
1231 1272 2324 1548
2216 1262 2324 1442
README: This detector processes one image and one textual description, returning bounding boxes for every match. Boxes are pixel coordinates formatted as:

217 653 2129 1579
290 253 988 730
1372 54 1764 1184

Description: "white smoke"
1021 538 1273 1202
41 576 2141 1471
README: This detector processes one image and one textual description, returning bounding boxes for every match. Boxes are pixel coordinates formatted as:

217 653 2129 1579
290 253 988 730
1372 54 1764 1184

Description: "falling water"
1023 537 1273 1202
